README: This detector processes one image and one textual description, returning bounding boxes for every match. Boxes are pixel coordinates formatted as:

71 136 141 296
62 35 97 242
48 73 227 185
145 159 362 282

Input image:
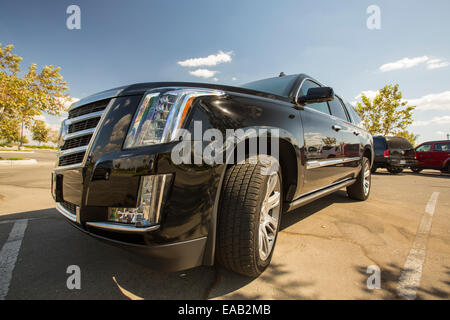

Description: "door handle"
353 131 360 136
332 125 342 131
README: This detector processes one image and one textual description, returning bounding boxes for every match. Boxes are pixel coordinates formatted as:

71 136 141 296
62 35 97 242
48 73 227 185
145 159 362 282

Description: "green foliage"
396 130 419 146
31 120 49 144
355 84 416 136
0 43 70 144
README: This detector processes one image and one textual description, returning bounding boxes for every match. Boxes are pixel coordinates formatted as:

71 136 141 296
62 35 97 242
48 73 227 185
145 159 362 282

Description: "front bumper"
52 95 223 271
65 217 207 271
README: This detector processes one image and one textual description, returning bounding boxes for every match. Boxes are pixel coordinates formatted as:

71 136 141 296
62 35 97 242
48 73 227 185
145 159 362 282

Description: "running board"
284 179 356 212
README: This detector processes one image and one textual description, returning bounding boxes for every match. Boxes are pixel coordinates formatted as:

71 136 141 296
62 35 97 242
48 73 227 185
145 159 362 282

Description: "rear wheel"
216 156 282 277
387 166 403 174
347 157 371 201
411 167 423 173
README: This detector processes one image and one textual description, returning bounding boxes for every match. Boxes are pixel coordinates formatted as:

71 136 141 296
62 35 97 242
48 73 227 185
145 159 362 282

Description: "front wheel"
347 157 371 201
216 156 282 277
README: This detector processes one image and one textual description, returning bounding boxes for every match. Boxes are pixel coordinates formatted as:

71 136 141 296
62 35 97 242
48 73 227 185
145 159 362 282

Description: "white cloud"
34 114 46 121
379 56 449 72
379 56 429 72
354 90 378 101
178 50 232 67
213 77 219 82
426 59 450 70
231 77 237 81
189 69 218 78
408 91 450 110
412 115 450 127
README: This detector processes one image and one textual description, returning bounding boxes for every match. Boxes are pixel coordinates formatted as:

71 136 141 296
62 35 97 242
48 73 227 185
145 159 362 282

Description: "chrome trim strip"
155 175 167 223
56 203 77 222
63 128 95 141
80 98 116 167
306 157 360 169
54 98 116 171
65 111 104 125
57 145 88 156
285 178 356 212
86 221 160 233
54 163 83 171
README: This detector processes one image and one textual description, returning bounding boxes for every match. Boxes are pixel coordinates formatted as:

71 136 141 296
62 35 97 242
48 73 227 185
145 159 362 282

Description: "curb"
0 150 35 154
0 159 38 166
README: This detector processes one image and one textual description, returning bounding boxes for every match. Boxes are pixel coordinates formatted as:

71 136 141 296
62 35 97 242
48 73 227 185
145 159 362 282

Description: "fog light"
108 174 172 227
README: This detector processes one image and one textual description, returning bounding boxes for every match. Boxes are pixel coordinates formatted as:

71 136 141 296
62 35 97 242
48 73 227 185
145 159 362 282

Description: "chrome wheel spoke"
258 171 281 261
266 191 280 211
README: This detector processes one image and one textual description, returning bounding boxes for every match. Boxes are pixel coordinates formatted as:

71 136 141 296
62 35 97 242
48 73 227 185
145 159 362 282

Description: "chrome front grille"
57 99 111 168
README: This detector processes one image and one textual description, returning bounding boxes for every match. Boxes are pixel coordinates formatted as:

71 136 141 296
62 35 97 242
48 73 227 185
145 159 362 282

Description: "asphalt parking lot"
0 150 449 300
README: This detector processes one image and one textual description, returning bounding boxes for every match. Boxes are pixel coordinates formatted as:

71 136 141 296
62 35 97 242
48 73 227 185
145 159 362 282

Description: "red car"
412 140 450 173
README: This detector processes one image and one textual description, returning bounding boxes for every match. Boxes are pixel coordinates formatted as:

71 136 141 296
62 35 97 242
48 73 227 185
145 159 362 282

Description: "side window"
328 96 349 121
434 143 450 151
416 144 432 152
299 80 330 115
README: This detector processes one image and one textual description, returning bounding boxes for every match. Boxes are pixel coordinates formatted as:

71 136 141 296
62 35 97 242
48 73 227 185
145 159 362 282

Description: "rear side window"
345 102 363 126
299 80 330 115
434 142 450 151
328 97 349 121
386 137 413 149
416 144 432 152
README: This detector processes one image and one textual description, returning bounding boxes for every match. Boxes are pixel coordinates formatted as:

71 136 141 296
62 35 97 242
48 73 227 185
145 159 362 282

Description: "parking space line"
396 192 440 300
0 219 28 300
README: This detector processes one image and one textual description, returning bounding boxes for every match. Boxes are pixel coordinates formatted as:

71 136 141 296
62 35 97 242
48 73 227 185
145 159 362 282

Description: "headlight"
123 88 224 149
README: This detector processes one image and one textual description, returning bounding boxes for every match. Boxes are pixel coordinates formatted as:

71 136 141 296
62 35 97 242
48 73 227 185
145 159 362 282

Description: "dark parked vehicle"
372 136 417 174
52 74 373 276
412 140 450 173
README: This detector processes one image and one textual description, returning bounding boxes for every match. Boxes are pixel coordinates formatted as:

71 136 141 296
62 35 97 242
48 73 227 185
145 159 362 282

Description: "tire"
347 157 371 201
216 155 282 277
411 167 423 173
387 166 402 174
371 166 377 173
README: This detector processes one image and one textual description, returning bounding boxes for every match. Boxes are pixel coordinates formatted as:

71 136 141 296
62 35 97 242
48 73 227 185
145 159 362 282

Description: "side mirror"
298 87 334 104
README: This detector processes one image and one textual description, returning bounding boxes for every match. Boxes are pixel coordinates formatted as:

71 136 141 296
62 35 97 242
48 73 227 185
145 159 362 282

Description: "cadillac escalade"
52 74 373 277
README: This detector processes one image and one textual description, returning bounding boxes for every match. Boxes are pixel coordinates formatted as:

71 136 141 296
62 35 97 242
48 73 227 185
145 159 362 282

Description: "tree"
0 43 70 149
47 128 60 145
396 130 419 147
355 84 415 136
31 120 49 145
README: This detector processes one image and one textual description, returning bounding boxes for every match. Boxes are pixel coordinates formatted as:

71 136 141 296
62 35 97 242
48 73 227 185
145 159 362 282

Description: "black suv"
52 74 373 276
372 136 417 174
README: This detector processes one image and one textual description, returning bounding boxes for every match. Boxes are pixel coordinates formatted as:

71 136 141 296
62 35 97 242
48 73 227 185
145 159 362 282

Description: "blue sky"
1 0 449 143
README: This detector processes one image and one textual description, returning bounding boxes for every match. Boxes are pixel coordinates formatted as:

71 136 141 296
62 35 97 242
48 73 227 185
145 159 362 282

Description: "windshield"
241 74 298 97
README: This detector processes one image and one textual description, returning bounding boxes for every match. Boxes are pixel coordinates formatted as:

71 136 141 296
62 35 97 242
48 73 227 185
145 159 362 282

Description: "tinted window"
434 142 450 151
328 97 349 121
386 137 413 149
241 74 298 97
373 137 386 150
299 80 330 114
416 144 432 152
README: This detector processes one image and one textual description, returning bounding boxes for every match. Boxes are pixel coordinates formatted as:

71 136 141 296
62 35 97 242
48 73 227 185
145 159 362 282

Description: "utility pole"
447 133 449 141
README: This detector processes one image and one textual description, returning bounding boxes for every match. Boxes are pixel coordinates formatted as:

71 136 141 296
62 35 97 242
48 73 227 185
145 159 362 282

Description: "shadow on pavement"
281 190 353 231
354 263 450 299
3 208 315 300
